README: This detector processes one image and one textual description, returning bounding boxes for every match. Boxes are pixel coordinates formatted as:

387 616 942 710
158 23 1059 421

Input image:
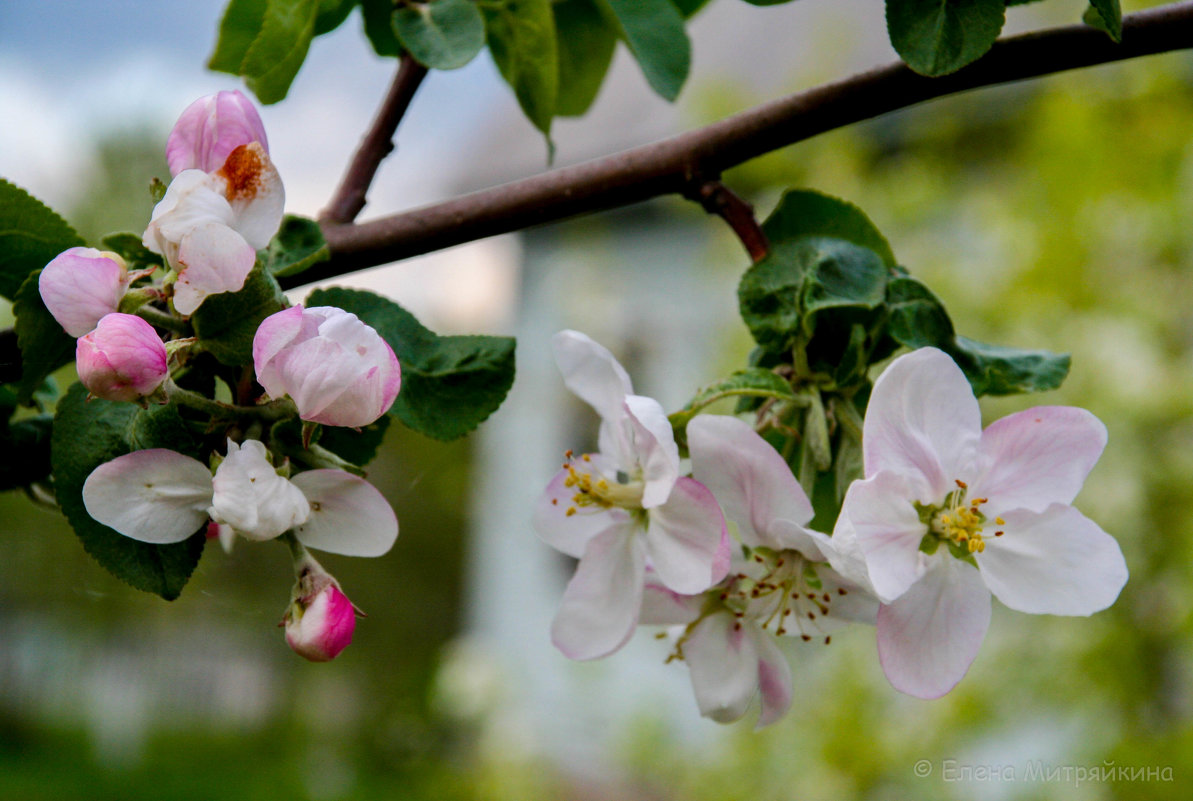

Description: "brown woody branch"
290 0 1193 287
320 53 429 225
687 180 769 262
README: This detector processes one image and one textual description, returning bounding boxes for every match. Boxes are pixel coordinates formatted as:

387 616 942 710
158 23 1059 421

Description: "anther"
801 635 812 642
955 479 968 489
838 588 848 596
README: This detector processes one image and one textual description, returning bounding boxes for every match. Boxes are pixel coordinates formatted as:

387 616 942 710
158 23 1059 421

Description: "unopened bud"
284 579 356 662
76 313 168 402
39 248 130 337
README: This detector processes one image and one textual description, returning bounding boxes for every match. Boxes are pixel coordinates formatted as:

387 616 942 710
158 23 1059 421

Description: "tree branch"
687 180 769 262
320 54 429 225
297 0 1193 285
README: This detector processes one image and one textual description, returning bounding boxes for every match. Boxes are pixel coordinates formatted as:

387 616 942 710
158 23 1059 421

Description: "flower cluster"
537 334 1128 724
36 92 404 661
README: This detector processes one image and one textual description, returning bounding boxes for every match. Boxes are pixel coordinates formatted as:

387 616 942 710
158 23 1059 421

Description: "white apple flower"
534 331 731 661
638 415 876 727
836 347 1128 698
81 439 397 556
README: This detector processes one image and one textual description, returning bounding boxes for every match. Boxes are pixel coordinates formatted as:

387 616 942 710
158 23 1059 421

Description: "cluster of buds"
537 332 1129 725
39 91 403 662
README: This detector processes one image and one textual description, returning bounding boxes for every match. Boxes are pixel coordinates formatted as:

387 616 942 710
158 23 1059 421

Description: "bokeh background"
2 1 1192 799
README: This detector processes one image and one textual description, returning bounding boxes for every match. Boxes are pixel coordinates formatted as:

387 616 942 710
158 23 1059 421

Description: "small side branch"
688 181 769 262
320 54 430 225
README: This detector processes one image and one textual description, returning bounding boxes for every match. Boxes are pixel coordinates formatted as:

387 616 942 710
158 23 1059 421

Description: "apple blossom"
534 330 730 661
253 305 401 428
836 347 1128 698
144 136 284 315
636 415 876 727
166 90 269 176
75 313 168 402
81 439 398 556
39 247 131 337
284 560 356 662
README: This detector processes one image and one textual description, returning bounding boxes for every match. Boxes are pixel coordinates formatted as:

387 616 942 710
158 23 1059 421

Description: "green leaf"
738 237 888 351
100 232 164 273
554 0 618 117
885 276 1069 395
600 0 690 102
739 0 797 6
672 0 713 14
885 0 1005 77
360 0 403 55
668 368 797 433
482 0 559 135
0 178 85 301
209 0 322 104
761 189 896 268
13 270 75 403
1083 0 1122 43
192 264 287 366
0 414 53 491
318 414 391 466
306 287 516 441
263 215 330 278
314 0 358 35
51 384 206 600
394 0 485 70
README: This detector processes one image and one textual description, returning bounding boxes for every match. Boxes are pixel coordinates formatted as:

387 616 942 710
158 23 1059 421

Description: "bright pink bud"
166 90 269 176
39 247 130 337
76 313 168 402
285 582 356 662
253 306 401 428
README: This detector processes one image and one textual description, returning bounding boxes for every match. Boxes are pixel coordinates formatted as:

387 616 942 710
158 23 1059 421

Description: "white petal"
82 449 213 543
841 472 930 603
552 330 633 422
876 557 991 699
639 571 703 626
291 470 398 557
684 613 761 723
551 527 646 660
687 415 815 549
977 406 1107 513
824 512 877 593
173 222 255 315
623 395 680 508
645 477 730 595
752 628 794 728
533 466 628 558
210 440 309 540
816 565 880 627
863 348 982 499
976 504 1127 616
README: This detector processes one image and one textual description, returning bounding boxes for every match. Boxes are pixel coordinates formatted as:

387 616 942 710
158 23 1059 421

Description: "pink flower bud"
166 90 269 176
76 313 168 402
39 247 130 337
285 581 356 662
253 306 401 428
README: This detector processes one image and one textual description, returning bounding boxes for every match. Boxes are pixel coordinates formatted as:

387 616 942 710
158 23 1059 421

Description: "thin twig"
294 0 1193 285
320 53 430 224
687 180 769 262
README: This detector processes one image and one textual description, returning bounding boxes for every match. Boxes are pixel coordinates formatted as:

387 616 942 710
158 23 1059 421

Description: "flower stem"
164 378 296 422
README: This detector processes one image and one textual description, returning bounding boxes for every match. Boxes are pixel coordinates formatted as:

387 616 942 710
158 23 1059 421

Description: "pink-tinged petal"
876 557 991 699
39 247 129 337
684 612 760 723
841 472 930 603
167 90 268 176
639 572 703 626
551 527 646 660
82 449 213 543
752 628 794 728
76 313 168 401
532 465 628 558
217 143 285 250
552 329 633 422
977 406 1107 513
688 414 816 549
816 565 880 626
823 513 877 593
291 470 398 557
172 222 255 315
253 305 305 395
143 170 237 263
623 395 680 508
976 504 1127 616
863 348 982 498
645 476 730 595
